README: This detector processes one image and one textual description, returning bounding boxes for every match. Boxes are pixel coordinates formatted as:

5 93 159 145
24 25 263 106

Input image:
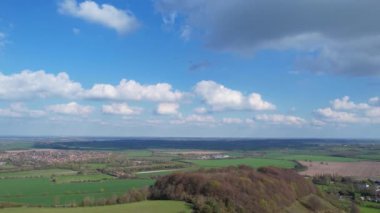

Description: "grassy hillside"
0 201 191 213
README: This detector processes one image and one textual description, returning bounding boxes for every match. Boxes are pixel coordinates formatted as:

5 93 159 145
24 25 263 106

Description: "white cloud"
369 97 380 105
194 107 207 114
248 93 276 111
47 102 93 116
331 96 369 110
255 114 306 125
366 107 380 118
315 107 361 123
310 119 326 127
171 114 216 124
315 96 380 124
0 103 46 118
0 70 83 100
102 103 142 116
194 80 275 111
222 117 243 124
0 70 184 103
84 79 183 102
59 0 139 34
156 103 179 115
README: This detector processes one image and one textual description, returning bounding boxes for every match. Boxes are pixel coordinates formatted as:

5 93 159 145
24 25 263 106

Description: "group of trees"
150 166 317 213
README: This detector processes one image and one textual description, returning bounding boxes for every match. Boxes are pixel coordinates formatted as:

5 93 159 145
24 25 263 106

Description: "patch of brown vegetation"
150 166 317 213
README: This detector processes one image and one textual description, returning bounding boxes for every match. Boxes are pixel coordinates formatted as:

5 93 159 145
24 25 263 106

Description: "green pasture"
263 152 360 162
0 169 77 179
54 174 114 183
124 150 153 157
187 158 296 169
360 207 380 213
0 200 192 213
0 178 154 206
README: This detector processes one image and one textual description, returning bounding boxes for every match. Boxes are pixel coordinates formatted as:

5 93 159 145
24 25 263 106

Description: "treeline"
150 166 317 213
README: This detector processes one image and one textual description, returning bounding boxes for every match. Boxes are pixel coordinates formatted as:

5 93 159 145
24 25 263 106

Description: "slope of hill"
151 166 343 213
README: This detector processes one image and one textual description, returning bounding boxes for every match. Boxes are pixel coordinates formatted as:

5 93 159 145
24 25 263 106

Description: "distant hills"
32 137 380 151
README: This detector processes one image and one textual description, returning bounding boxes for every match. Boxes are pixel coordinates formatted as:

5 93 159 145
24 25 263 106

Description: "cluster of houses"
358 180 380 202
0 149 112 166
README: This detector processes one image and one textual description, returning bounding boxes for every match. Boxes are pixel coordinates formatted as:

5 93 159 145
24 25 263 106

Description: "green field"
0 169 77 179
360 207 380 213
124 150 153 157
82 163 107 169
0 201 192 213
54 174 114 183
187 158 296 168
264 152 360 162
0 178 154 206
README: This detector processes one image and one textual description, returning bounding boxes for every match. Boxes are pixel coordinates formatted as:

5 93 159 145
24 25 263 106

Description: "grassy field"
124 150 153 157
0 169 77 179
82 163 107 169
0 142 34 150
0 201 192 213
0 178 154 206
360 207 380 213
54 174 114 183
263 152 360 162
187 158 296 169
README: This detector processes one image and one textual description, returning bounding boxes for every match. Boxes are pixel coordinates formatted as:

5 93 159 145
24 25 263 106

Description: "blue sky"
0 0 380 138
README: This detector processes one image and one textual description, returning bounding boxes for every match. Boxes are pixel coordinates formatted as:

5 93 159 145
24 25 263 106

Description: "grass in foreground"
360 207 380 213
0 178 154 206
0 201 192 213
187 157 296 169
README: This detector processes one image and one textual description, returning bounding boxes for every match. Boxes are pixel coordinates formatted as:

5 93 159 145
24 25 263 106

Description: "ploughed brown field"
299 161 380 179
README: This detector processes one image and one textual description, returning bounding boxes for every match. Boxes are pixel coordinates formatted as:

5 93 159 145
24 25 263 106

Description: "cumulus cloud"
315 107 362 123
255 114 306 125
194 107 207 114
155 103 179 115
331 96 370 110
102 103 142 116
315 96 380 124
156 0 380 76
369 97 380 105
59 0 139 34
0 70 83 100
84 79 183 102
171 114 216 125
194 80 275 111
47 102 93 116
0 103 45 118
222 117 243 124
0 70 184 103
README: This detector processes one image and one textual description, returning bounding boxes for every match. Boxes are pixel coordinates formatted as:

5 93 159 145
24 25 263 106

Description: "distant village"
0 149 111 167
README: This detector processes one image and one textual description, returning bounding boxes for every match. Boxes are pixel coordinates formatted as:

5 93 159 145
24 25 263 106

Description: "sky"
0 0 380 138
